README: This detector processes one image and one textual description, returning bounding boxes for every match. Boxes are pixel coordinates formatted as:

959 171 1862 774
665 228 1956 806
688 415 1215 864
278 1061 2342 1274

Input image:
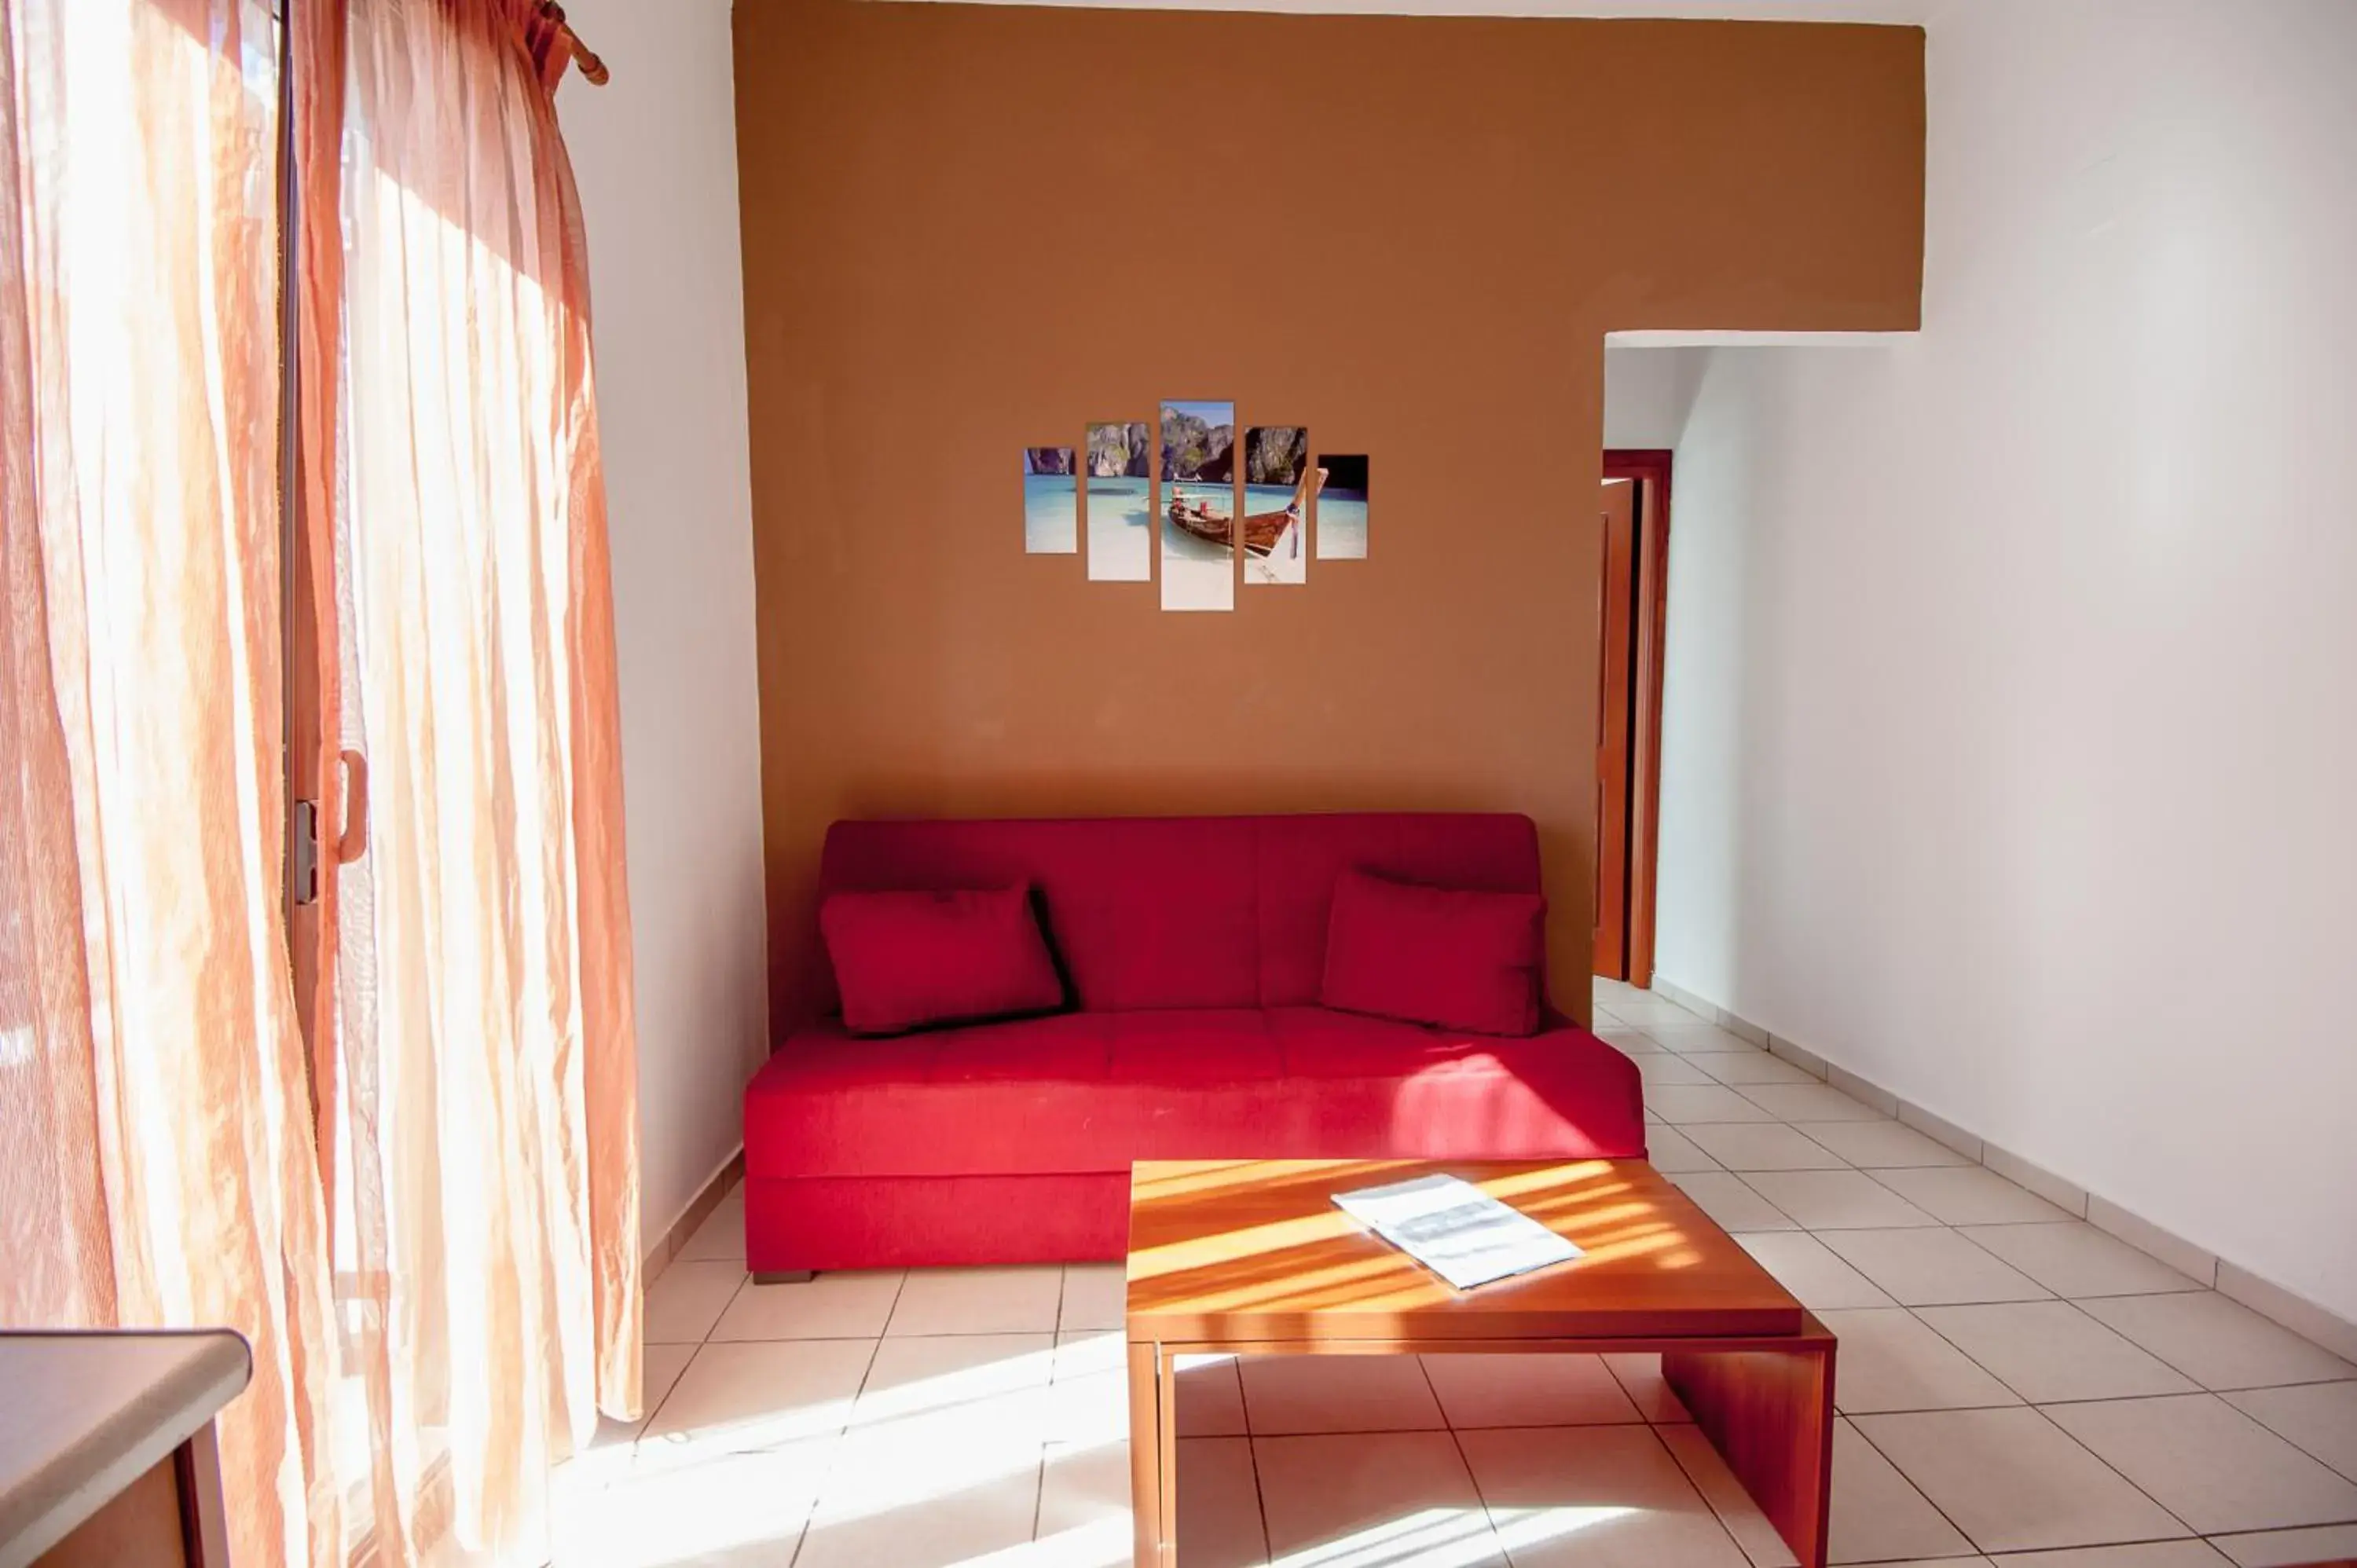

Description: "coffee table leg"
1128 1340 1177 1567
1662 1328 1836 1568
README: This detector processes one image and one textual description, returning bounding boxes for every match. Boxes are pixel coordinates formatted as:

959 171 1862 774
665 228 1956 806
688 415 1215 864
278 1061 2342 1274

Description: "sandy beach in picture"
1084 422 1153 581
1160 400 1235 611
1316 452 1369 559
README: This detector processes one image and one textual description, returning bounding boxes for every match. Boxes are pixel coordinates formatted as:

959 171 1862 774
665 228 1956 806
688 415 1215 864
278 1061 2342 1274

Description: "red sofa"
742 812 1647 1275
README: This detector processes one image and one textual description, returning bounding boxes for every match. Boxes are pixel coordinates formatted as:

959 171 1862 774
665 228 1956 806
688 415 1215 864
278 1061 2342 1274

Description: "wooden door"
1594 478 1637 979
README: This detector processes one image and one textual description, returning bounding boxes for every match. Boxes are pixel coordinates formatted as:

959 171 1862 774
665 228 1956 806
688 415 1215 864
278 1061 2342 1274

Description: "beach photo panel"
1314 452 1369 559
1083 420 1154 581
1241 425 1310 586
1022 446 1077 554
1160 399 1236 612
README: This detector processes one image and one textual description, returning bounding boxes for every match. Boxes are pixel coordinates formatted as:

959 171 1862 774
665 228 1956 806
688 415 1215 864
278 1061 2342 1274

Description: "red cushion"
811 813 1549 1015
819 887 1064 1035
1320 869 1544 1036
742 1006 1644 1180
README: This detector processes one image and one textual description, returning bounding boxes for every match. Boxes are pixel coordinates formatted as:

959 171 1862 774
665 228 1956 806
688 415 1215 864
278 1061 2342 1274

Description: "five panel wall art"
1022 402 1368 611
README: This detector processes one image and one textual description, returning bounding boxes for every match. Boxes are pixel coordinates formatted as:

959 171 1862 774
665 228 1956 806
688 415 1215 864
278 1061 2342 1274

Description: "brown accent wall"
734 0 1923 1026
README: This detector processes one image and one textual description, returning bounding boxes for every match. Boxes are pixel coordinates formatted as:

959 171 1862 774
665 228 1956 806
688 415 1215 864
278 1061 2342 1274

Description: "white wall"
1601 346 1707 449
557 2 768 1255
1648 0 2357 1320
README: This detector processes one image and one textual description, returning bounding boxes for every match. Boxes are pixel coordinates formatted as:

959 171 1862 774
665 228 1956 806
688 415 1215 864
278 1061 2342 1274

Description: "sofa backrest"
817 812 1545 1013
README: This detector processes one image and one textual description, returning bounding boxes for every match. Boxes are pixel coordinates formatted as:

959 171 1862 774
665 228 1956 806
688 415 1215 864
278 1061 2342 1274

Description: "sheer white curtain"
305 0 643 1560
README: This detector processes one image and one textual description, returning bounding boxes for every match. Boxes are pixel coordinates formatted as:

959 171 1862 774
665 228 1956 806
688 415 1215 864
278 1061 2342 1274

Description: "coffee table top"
1126 1159 1805 1344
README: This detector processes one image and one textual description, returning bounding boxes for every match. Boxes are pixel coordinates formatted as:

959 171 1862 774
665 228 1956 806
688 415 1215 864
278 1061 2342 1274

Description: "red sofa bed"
742 812 1647 1275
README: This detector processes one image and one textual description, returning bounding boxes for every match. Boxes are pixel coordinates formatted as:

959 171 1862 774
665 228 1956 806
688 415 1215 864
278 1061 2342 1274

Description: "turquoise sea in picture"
1024 472 1077 554
1317 489 1368 559
1244 483 1307 584
1086 474 1152 581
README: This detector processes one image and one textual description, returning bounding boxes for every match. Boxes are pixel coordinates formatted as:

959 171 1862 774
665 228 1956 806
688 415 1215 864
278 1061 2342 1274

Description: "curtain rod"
541 2 609 85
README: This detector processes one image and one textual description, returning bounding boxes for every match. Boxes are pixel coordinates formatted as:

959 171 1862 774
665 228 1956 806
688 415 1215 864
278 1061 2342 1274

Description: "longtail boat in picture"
1167 466 1327 557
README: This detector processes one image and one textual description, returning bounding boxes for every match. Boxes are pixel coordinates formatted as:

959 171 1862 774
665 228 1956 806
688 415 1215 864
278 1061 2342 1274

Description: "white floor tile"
1649 1085 1782 1123
2077 1292 2357 1390
1667 1171 1801 1232
1176 1353 1250 1438
1645 1125 1726 1173
1914 1301 2198 1402
1871 1167 2077 1226
1850 1406 2189 1553
2044 1393 2357 1535
886 1265 1066 1336
1655 1421 1799 1566
1736 1085 1890 1123
1051 1328 1123 1382
1742 1171 1943 1229
1455 1423 1750 1566
1637 1052 1725 1088
1985 1546 2230 1566
1604 1354 1695 1423
1060 1263 1127 1332
2226 1379 2357 1480
711 1269 904 1341
1043 1334 1128 1447
1253 1431 1502 1566
1239 1351 1446 1434
1597 1024 1673 1055
1818 1308 2024 1413
1736 1231 1897 1310
1419 1352 1644 1428
2209 1522 2357 1566
583 1340 700 1457
796 1421 1045 1568
1956 1224 2205 1299
1683 1123 1851 1171
640 1339 872 1454
552 1435 834 1567
1610 998 1710 1028
1693 1051 1822 1086
1178 1435 1271 1568
1036 1439 1134 1555
852 1332 1056 1443
1828 1417 1974 1565
1819 1229 2052 1306
677 1185 746 1262
1644 1021 1760 1054
644 1259 748 1345
1797 1121 1976 1168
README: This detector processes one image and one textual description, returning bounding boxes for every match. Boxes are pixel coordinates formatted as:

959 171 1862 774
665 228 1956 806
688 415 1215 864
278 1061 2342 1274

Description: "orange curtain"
304 0 643 1560
0 2 343 1565
4 0 640 1559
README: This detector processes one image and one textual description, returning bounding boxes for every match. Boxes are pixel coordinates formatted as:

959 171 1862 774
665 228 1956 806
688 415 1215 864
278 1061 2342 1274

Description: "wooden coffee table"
1125 1159 1835 1568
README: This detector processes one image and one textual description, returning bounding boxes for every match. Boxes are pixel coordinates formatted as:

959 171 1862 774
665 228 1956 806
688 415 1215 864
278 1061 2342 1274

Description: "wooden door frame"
1593 478 1637 980
1604 449 1672 989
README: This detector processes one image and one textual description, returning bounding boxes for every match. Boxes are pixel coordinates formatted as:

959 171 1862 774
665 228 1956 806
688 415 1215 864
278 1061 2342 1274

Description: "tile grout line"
2222 1395 2357 1489
1633 991 2271 1557
1240 1354 1277 1566
1626 994 2262 1549
1644 982 2357 1361
1414 1353 1516 1562
1637 1419 1770 1566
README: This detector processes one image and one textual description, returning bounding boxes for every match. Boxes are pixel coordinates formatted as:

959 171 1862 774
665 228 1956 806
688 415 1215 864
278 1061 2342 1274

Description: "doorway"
1594 449 1672 987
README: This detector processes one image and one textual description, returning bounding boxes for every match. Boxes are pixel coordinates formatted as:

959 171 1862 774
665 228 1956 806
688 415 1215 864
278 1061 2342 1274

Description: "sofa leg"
752 1270 816 1285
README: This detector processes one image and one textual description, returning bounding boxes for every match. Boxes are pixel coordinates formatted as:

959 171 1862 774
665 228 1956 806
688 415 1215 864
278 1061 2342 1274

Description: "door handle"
335 749 369 864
